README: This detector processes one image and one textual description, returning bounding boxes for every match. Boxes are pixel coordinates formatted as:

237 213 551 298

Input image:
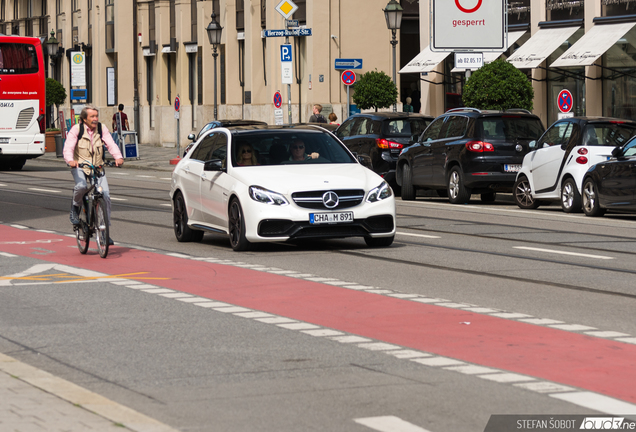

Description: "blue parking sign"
281 44 292 62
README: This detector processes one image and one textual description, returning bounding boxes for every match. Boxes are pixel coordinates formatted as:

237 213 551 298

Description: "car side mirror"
203 159 225 172
560 143 568 150
542 142 551 148
611 146 623 158
188 133 196 141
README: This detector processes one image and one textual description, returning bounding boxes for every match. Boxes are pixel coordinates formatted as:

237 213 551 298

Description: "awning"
550 22 636 68
507 26 580 69
451 31 527 73
399 46 451 74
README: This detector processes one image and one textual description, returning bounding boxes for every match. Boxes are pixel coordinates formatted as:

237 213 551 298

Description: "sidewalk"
41 142 182 172
0 352 179 432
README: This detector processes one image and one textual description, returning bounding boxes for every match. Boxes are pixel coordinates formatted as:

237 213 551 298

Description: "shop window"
546 0 584 21
72 0 79 46
602 0 636 16
602 26 636 119
508 0 530 26
149 1 155 53
295 0 306 24
190 0 197 42
170 0 175 40
105 0 114 52
546 28 585 124
261 0 266 28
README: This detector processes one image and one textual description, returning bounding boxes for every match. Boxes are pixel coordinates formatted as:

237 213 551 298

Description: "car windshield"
384 119 431 137
583 123 636 147
232 130 357 166
478 117 544 141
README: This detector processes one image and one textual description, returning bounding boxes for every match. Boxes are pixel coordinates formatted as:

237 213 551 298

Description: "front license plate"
310 212 353 224
504 164 521 173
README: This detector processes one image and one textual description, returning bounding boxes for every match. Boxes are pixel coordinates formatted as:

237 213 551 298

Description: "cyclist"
63 104 124 245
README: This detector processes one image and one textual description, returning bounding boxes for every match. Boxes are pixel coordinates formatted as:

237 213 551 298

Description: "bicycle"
74 161 116 258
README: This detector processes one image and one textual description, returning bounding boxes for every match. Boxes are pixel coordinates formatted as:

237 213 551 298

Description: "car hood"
230 163 383 193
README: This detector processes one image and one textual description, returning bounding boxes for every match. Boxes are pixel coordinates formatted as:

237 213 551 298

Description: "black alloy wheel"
173 192 204 242
228 198 251 251
400 164 416 201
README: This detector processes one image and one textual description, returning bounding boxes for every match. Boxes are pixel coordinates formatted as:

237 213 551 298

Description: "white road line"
110 197 127 201
160 177 172 180
160 203 172 207
136 175 156 178
28 188 60 193
396 231 441 239
514 246 614 260
551 392 636 415
0 183 6 186
0 252 17 257
354 415 433 432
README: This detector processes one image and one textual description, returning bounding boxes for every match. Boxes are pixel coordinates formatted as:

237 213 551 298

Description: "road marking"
514 246 614 260
396 231 441 239
110 197 127 201
136 175 156 178
160 177 172 180
551 392 636 415
0 183 6 186
28 188 61 193
0 252 17 257
354 416 433 432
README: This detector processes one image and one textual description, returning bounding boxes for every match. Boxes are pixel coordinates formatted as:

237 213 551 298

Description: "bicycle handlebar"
76 161 119 169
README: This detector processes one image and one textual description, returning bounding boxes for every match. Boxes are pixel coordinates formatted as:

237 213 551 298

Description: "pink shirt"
63 123 123 164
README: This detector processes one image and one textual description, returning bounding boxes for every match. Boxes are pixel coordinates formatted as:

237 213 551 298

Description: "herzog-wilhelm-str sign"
431 0 507 52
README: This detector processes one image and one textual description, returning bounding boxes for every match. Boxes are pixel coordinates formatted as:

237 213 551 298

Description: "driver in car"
289 139 319 161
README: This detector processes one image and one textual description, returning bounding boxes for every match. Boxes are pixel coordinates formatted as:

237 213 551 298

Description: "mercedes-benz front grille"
292 189 365 210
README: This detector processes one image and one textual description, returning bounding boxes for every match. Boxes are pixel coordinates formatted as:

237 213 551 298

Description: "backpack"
315 114 327 124
77 121 103 141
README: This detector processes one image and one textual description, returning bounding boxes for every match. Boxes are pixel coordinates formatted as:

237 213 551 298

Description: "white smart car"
513 117 636 212
170 125 396 251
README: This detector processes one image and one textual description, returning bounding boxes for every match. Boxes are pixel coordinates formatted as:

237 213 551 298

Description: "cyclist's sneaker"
108 237 115 246
70 205 80 225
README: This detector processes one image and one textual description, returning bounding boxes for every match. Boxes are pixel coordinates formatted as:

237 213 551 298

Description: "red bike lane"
1 224 635 406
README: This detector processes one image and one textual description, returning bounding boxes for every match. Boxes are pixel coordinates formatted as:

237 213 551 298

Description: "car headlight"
366 181 393 203
249 186 289 206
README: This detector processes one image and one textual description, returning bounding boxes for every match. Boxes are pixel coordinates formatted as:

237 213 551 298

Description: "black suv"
334 112 434 186
396 108 545 204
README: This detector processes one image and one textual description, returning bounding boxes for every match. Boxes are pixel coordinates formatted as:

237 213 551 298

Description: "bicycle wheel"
95 198 110 258
75 203 90 254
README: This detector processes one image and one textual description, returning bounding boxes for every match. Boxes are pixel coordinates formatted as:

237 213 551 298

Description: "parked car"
170 125 396 251
513 117 636 212
581 137 636 217
183 119 268 156
333 112 434 187
396 108 545 204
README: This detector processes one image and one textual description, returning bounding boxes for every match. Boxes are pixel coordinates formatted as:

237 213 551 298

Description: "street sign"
558 89 573 113
281 44 292 62
275 0 298 19
286 19 299 27
273 91 282 109
263 28 312 37
341 70 356 86
454 52 484 70
431 0 506 51
174 96 180 112
334 58 363 70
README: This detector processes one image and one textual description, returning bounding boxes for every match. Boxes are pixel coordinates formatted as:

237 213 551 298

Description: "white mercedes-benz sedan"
169 125 396 251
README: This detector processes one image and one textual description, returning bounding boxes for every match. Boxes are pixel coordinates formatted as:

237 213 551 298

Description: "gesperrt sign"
431 0 507 52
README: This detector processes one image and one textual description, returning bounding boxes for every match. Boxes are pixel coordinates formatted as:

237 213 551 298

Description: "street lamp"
383 0 403 112
206 12 223 121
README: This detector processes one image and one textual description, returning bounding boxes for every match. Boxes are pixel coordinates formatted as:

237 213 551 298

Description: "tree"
352 69 397 112
462 59 534 111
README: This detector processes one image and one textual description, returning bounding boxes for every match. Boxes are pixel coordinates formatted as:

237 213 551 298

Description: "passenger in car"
289 139 319 161
236 142 259 166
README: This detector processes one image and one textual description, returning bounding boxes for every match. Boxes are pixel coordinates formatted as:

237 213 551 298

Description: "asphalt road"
1 159 636 432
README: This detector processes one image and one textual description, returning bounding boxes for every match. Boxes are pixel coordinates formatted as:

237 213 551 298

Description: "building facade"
5 0 636 148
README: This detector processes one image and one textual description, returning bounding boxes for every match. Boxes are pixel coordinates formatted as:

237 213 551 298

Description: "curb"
0 352 180 432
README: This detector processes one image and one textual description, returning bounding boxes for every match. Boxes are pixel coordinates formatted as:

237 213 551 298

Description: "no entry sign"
558 89 573 113
341 70 356 86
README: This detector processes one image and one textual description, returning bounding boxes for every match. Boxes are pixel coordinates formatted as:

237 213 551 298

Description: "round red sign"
557 89 573 113
341 70 356 86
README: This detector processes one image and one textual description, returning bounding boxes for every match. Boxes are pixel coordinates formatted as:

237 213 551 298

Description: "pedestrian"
112 104 130 132
64 105 124 245
328 113 339 125
309 104 327 123
403 97 414 113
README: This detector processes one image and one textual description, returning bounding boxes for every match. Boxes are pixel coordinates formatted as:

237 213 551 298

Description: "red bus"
0 35 46 170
